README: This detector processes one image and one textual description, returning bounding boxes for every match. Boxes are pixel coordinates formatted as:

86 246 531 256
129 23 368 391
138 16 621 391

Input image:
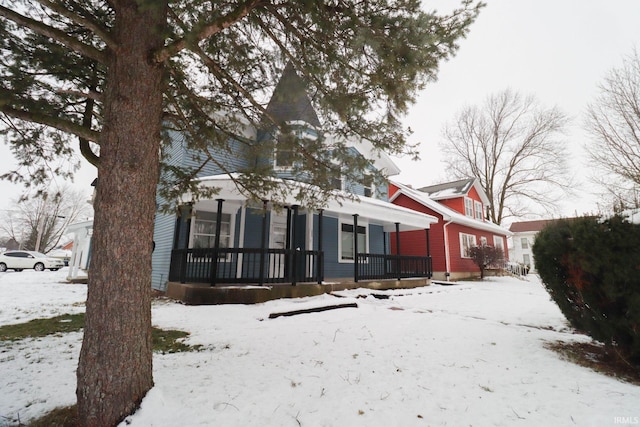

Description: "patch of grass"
152 327 201 354
26 405 77 427
546 341 640 386
0 313 200 353
0 314 84 341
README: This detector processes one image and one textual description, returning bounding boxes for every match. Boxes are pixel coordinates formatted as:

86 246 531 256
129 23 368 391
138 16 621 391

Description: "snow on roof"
390 181 511 236
418 177 491 206
190 174 437 232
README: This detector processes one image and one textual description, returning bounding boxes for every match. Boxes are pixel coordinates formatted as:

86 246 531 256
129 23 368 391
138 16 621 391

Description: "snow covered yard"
1 270 639 426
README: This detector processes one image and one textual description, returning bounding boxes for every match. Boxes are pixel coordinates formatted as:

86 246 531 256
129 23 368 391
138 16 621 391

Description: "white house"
508 219 554 273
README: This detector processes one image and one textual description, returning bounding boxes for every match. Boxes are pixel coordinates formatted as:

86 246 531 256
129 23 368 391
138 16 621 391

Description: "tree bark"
76 2 167 426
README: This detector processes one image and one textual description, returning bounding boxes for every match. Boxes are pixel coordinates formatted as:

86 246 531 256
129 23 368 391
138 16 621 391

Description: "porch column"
291 205 299 286
395 222 401 280
353 214 359 282
177 203 193 284
285 206 292 280
259 200 268 286
210 199 224 286
317 209 324 284
426 228 432 278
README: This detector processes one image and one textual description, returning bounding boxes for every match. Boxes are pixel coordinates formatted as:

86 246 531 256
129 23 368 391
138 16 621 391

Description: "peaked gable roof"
390 181 511 236
418 178 491 206
265 62 321 128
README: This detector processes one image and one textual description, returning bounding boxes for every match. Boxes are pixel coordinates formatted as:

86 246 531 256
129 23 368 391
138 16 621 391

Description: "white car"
0 250 65 272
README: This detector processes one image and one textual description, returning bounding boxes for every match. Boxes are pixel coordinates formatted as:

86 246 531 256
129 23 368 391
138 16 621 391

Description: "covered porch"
167 175 437 289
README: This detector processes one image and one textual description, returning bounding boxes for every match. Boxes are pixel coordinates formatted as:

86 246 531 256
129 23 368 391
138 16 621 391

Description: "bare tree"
585 49 640 209
441 89 571 224
0 187 92 253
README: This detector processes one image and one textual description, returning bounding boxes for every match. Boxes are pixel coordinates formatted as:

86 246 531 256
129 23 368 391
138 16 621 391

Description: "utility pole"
34 194 48 253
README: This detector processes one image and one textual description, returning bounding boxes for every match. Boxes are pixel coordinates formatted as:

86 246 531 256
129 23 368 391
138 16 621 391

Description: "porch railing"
355 253 432 282
169 248 431 286
169 248 323 286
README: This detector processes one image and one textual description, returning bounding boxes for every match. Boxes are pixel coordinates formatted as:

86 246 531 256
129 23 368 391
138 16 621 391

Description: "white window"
331 175 343 191
474 201 483 220
191 211 232 249
523 254 531 266
521 237 529 249
273 131 298 170
464 197 474 217
362 174 375 198
339 222 367 262
493 236 504 251
460 233 477 258
274 125 318 170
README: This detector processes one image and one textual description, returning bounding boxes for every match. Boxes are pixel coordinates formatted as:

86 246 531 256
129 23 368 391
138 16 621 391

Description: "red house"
389 178 511 280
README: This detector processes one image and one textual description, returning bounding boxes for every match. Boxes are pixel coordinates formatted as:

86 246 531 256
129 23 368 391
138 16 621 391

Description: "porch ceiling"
182 174 437 232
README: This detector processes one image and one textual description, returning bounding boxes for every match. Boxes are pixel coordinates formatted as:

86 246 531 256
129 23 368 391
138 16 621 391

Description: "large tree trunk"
77 2 167 426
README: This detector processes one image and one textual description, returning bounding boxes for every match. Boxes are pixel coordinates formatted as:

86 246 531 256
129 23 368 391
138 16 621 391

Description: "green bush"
533 215 640 364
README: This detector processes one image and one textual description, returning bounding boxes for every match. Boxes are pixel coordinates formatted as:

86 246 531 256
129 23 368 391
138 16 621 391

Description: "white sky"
1 0 640 219
394 0 640 218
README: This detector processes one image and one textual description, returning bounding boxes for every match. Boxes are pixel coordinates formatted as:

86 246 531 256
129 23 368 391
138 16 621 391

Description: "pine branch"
153 0 266 63
0 5 108 64
35 0 117 49
0 104 100 143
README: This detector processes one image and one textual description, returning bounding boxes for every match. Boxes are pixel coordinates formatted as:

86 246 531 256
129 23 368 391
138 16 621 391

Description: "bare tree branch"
441 89 571 224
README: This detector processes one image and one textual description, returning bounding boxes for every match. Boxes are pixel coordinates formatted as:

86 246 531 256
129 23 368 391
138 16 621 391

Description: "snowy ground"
1 269 639 426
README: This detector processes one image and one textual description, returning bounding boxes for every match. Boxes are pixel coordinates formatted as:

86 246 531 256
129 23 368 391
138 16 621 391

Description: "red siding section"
390 194 447 273
439 198 463 214
389 186 510 276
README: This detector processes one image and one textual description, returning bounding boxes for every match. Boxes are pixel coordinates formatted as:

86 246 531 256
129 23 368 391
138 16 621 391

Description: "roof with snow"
189 174 438 232
418 178 490 206
390 181 511 236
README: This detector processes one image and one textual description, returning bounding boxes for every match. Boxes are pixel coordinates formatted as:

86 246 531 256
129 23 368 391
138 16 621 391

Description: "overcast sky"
1 0 640 220
394 0 640 219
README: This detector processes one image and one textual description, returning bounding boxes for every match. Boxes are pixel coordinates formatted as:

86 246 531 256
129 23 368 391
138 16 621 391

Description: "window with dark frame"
340 223 367 261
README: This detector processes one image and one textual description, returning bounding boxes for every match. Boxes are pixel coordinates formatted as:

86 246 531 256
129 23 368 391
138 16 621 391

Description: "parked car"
0 250 65 272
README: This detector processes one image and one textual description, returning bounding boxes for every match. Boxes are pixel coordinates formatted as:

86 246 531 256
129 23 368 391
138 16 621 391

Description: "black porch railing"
169 248 431 286
355 253 432 282
169 248 323 286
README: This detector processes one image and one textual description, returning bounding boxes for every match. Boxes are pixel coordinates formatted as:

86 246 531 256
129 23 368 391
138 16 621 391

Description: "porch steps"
165 277 431 305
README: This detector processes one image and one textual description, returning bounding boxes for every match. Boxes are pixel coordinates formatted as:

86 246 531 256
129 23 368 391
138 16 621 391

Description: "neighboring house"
67 220 93 282
150 63 438 291
389 179 512 281
508 219 554 273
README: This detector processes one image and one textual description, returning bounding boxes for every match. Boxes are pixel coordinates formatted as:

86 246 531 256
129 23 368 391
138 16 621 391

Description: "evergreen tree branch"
0 5 108 64
35 0 117 49
153 0 266 63
0 104 100 143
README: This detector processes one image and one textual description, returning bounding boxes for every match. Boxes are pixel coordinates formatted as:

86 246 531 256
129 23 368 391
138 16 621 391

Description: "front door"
269 212 288 278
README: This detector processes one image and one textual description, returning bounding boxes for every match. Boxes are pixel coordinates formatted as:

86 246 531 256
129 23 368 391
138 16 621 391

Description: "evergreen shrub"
533 215 640 364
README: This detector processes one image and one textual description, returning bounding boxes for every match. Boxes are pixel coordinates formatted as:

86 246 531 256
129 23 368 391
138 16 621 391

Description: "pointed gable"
265 62 321 128
418 178 490 206
418 178 475 200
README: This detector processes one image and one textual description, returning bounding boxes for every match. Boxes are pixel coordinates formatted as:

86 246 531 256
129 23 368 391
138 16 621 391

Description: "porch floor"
165 277 431 305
